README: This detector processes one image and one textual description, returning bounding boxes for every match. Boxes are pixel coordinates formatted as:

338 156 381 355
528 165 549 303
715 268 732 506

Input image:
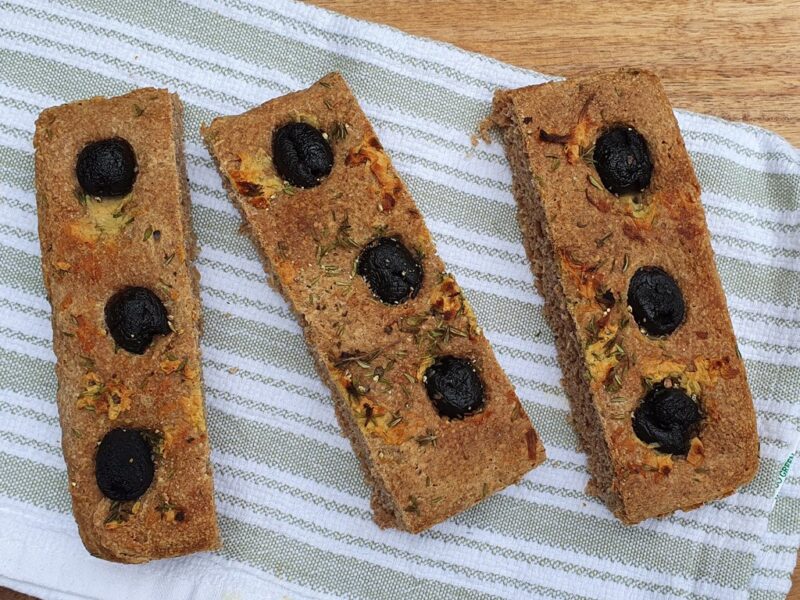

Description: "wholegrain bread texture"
493 68 759 523
34 88 219 562
202 73 545 533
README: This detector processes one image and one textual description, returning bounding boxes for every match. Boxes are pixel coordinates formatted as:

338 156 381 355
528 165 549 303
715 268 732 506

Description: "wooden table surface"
312 0 800 146
1 2 797 599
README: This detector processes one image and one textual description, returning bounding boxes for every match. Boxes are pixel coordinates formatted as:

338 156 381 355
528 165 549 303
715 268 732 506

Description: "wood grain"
310 0 799 146
0 590 35 600
0 2 796 599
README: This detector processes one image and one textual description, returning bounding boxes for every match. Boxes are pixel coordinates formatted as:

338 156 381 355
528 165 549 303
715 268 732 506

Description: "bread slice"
202 73 545 533
34 89 219 561
493 68 759 523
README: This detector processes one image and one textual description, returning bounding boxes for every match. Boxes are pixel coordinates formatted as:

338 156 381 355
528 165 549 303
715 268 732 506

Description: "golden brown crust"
493 68 759 524
34 88 220 562
202 73 545 533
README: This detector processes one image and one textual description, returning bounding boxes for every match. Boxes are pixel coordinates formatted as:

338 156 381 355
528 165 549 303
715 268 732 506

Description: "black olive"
76 138 138 197
105 287 171 354
356 237 423 305
272 122 333 188
593 126 653 195
95 428 155 501
632 384 702 454
424 356 485 419
628 266 685 336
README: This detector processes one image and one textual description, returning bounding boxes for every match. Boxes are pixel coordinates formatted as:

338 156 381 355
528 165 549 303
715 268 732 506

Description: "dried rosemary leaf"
596 232 613 247
387 413 403 428
589 175 603 190
585 315 598 340
156 500 177 514
415 431 438 447
74 188 88 206
140 429 164 459
580 144 595 167
331 122 348 140
105 500 134 524
340 348 383 369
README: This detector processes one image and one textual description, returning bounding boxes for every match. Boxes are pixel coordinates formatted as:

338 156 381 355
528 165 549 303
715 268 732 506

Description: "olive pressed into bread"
34 88 219 562
492 68 759 523
202 73 545 533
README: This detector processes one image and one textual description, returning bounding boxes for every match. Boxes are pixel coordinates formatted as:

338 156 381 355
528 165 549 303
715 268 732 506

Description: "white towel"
0 1 798 598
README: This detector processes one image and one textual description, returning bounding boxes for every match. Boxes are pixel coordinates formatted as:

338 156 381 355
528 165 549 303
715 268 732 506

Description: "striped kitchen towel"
0 1 798 599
